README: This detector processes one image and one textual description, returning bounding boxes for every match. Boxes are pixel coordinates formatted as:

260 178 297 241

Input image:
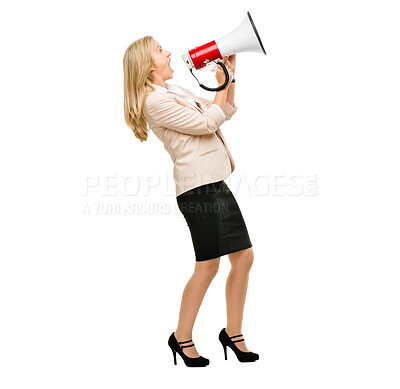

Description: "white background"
1 0 399 388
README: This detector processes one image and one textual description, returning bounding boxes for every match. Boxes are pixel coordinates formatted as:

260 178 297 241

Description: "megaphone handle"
190 61 230 92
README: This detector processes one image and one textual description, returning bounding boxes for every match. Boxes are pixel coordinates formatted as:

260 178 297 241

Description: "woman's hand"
216 56 234 87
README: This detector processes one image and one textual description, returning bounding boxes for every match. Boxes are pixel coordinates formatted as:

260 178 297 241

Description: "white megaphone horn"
182 11 266 91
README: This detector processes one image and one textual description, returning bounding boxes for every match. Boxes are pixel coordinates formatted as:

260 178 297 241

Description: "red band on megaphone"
189 40 222 70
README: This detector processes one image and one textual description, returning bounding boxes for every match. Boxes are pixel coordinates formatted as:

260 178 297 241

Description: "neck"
154 79 166 88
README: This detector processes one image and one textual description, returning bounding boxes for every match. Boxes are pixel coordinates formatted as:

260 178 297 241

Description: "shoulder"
144 91 174 112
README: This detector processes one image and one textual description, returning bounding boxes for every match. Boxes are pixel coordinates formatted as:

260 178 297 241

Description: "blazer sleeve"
196 96 238 121
144 93 225 136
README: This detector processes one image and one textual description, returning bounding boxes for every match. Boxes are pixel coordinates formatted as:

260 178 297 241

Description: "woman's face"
150 40 173 86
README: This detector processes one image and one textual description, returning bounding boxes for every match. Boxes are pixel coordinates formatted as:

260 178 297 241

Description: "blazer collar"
149 83 204 111
154 83 198 100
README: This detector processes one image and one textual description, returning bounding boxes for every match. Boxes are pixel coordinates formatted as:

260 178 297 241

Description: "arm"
213 88 228 111
209 54 237 119
225 54 236 107
226 81 235 107
144 93 225 136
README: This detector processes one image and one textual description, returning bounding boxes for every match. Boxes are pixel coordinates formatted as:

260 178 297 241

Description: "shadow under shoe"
168 332 210 367
219 328 259 362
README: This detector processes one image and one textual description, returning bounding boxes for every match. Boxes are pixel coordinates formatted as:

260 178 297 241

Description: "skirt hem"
195 242 253 262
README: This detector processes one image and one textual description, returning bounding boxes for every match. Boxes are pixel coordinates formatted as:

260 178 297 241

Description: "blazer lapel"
166 90 204 113
172 86 203 104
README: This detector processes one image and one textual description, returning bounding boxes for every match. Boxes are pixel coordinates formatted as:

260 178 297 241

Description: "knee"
243 248 254 270
231 247 254 271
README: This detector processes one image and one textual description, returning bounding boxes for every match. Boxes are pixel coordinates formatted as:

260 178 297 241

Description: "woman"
123 36 259 367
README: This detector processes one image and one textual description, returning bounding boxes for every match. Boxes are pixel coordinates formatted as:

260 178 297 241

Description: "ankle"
174 330 193 341
225 327 242 336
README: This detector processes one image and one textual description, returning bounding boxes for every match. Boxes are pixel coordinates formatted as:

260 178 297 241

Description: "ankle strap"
178 339 195 349
178 339 193 344
181 343 195 348
232 338 245 343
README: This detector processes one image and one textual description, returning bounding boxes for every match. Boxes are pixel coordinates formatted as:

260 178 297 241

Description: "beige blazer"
143 84 238 196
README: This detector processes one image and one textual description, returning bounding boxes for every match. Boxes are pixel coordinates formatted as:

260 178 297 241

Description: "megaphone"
182 11 266 91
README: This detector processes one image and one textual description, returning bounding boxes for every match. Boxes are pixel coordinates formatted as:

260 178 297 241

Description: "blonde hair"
123 35 155 142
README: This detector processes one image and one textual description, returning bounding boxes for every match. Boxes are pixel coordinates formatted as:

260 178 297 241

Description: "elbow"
180 117 217 136
203 118 224 134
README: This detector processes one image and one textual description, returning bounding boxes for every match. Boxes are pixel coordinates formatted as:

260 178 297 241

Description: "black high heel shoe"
168 332 210 367
219 328 259 362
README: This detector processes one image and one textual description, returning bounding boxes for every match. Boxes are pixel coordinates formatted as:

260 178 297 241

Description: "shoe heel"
222 344 227 360
172 349 177 365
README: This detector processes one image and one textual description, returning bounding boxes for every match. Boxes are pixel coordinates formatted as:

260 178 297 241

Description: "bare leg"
174 257 220 357
225 247 254 352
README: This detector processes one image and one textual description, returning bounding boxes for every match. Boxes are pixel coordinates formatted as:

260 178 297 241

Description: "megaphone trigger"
206 61 218 72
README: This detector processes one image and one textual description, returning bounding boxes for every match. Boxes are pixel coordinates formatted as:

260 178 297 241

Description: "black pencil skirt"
176 180 252 261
